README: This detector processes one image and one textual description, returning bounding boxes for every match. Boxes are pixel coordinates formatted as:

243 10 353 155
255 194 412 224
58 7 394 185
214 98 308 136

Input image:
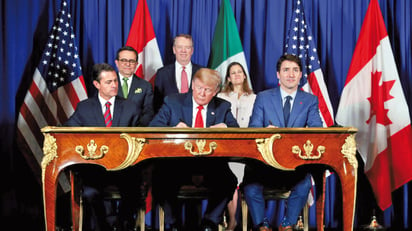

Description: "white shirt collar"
98 95 115 115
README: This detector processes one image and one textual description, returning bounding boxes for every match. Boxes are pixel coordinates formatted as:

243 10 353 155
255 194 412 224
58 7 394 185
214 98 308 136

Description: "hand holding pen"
268 120 278 128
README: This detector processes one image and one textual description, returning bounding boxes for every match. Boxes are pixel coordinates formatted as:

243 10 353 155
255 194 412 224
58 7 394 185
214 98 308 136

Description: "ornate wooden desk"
41 126 357 231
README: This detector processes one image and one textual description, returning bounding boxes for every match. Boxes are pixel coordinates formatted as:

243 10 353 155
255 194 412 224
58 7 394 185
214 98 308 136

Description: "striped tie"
104 101 112 127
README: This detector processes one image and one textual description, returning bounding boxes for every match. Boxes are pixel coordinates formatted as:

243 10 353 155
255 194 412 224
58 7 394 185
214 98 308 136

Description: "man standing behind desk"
115 46 154 126
150 68 238 231
65 63 145 230
154 34 203 112
242 54 323 231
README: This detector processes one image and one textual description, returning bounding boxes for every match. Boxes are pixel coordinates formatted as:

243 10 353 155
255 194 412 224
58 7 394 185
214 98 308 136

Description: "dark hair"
221 62 253 95
116 46 138 61
92 63 116 82
173 34 193 47
276 54 302 72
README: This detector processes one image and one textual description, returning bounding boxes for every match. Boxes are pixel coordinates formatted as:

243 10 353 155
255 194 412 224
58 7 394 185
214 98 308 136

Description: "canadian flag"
126 0 163 85
125 0 163 217
336 0 412 210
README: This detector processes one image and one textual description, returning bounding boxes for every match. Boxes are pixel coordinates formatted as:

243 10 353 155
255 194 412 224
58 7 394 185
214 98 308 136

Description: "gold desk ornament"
292 140 325 160
341 134 358 169
184 139 217 156
256 134 293 171
111 133 146 170
41 133 58 181
75 139 108 160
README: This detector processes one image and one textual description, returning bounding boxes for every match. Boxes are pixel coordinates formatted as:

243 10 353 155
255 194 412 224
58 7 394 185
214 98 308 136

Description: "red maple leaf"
366 71 395 125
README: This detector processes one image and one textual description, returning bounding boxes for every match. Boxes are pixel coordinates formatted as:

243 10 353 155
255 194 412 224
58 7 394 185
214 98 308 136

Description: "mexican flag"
208 0 252 89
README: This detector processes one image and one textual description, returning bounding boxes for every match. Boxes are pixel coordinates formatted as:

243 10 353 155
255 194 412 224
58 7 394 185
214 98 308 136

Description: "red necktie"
181 66 189 93
104 101 112 127
194 105 204 128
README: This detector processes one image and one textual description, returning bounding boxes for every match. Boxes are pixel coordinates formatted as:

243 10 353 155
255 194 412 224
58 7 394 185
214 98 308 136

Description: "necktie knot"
285 95 292 102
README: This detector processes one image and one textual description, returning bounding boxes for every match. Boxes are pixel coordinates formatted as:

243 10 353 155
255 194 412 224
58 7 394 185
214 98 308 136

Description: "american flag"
17 0 87 190
284 0 334 127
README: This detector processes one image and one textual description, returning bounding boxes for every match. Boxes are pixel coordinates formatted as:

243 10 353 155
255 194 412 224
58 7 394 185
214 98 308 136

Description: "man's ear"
93 80 99 89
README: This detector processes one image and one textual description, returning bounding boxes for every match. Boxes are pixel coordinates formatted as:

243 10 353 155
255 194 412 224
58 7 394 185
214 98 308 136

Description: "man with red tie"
150 68 239 231
154 34 204 113
65 63 145 230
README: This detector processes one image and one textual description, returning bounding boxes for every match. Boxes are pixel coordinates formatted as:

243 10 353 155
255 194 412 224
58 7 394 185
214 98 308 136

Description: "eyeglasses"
118 58 137 65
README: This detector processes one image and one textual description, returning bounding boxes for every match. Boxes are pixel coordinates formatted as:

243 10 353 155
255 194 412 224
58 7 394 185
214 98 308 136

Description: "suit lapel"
169 65 179 93
182 94 193 126
270 88 285 126
128 75 142 98
288 90 304 127
116 74 126 98
91 96 107 126
206 98 216 127
111 97 123 126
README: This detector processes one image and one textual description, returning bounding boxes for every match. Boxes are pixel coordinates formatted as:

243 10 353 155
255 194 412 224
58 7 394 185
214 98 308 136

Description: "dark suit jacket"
64 94 144 223
249 87 323 128
117 74 154 126
149 92 239 204
153 63 203 112
64 95 140 127
149 92 239 128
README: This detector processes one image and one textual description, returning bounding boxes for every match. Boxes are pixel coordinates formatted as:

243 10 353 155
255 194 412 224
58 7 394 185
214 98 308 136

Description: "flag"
307 175 315 206
16 0 87 191
126 0 163 85
336 0 412 210
208 0 252 89
126 0 163 218
284 0 334 127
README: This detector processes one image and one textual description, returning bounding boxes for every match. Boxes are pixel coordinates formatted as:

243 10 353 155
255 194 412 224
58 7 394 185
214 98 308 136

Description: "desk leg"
340 168 357 231
332 162 357 231
71 171 82 230
43 166 58 231
316 173 326 231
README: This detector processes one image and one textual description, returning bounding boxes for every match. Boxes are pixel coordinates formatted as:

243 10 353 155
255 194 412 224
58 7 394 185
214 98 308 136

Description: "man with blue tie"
65 63 145 230
150 68 239 231
242 54 323 231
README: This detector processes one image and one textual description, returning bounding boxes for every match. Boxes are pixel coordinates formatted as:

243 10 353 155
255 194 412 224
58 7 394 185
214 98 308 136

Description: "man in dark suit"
242 54 323 231
150 68 239 231
114 46 154 126
65 63 145 230
154 34 203 112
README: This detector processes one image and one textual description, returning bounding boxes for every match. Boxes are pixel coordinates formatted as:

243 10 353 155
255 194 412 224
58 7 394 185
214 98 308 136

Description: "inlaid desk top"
41 126 357 231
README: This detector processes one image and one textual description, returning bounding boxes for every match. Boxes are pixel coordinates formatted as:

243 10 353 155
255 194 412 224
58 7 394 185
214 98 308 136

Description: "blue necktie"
283 96 292 127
